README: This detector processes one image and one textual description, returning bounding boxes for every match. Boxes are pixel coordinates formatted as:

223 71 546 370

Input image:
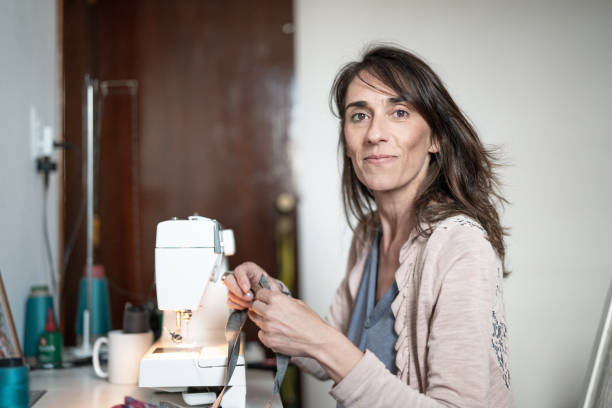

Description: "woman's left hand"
248 288 329 358
250 288 365 383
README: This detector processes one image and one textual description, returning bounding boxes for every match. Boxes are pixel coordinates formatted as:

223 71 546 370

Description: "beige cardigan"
293 215 513 407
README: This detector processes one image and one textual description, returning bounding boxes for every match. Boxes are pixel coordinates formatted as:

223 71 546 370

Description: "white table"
30 366 282 407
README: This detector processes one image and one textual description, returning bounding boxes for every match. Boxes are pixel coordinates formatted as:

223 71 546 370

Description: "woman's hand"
226 263 364 383
249 288 364 383
248 288 329 357
223 262 283 310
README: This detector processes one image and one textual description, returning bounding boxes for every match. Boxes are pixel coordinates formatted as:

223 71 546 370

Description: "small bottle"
37 307 62 368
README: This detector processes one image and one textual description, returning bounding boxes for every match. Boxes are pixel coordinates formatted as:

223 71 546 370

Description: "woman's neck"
374 186 418 254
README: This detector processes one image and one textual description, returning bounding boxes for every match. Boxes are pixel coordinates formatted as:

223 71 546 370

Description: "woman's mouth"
364 154 396 165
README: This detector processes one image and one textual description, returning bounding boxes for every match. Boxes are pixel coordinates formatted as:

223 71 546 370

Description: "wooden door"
61 2 297 397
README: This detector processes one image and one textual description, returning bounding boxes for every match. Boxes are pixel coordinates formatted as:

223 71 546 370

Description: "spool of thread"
123 303 149 334
76 264 111 339
24 285 54 359
0 363 30 408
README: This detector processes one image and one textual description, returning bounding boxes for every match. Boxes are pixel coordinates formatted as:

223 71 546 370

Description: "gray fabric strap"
256 275 290 408
212 274 289 408
212 307 248 408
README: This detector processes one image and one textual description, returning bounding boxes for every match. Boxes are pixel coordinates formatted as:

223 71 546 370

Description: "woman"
224 45 512 407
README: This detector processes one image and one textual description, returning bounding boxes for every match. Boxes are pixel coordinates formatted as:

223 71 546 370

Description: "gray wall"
292 0 612 407
0 0 59 346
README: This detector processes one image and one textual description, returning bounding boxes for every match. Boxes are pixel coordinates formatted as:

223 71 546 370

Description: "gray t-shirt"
346 231 399 374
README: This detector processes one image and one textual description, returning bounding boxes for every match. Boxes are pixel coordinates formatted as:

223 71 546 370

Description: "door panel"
62 0 297 365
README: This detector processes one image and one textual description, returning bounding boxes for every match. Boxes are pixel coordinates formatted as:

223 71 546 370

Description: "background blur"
1 1 611 407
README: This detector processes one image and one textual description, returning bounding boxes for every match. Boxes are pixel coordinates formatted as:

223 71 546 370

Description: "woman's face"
343 71 438 196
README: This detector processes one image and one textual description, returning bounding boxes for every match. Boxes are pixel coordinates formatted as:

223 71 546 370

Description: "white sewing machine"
138 215 246 407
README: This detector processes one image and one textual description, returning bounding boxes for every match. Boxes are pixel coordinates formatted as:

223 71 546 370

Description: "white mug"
92 329 153 384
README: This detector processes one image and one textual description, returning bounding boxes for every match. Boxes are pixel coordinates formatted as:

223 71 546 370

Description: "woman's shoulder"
415 214 502 294
430 214 487 238
424 214 497 261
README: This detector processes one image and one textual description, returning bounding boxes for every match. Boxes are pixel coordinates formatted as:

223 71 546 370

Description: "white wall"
292 1 612 407
0 0 59 347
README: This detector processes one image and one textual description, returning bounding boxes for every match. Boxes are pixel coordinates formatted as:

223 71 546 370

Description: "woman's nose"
366 116 388 144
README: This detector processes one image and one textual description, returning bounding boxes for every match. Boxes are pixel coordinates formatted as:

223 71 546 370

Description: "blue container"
23 286 54 358
75 265 111 337
0 364 29 408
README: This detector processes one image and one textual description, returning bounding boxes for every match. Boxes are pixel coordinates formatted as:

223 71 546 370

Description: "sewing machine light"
221 229 235 256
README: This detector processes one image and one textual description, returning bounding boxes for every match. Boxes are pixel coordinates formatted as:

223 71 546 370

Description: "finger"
227 298 246 310
227 284 253 303
255 288 273 303
248 310 264 328
235 262 266 292
251 299 269 316
228 290 252 305
238 271 254 293
228 292 253 309
224 274 254 301
258 330 270 348
223 273 244 294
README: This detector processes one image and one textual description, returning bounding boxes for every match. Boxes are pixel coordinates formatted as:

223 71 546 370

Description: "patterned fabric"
112 396 159 408
492 266 511 389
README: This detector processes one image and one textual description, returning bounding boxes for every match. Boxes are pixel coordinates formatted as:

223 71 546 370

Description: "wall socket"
30 105 54 159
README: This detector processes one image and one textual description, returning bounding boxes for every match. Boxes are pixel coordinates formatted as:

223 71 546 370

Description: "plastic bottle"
37 308 62 368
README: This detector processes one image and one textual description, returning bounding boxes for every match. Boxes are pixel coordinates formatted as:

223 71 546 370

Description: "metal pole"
85 78 94 350
582 280 612 407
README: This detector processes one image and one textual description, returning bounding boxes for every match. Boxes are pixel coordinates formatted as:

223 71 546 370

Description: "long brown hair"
331 45 509 268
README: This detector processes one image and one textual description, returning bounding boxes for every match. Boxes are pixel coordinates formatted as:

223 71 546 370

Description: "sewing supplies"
123 303 149 334
23 285 54 363
0 359 29 408
37 307 62 368
76 264 111 341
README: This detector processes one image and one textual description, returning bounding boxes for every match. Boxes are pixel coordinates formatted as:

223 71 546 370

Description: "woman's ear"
428 137 440 154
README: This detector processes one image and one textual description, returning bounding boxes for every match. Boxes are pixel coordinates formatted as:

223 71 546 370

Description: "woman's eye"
350 112 368 122
393 109 409 119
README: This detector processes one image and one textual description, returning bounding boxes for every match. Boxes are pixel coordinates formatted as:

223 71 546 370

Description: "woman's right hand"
223 261 278 310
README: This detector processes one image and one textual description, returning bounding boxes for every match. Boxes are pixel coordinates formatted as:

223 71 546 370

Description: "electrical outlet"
30 106 54 159
30 105 42 159
41 126 54 156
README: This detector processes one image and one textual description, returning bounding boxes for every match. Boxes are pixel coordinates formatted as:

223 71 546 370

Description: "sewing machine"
138 215 246 407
